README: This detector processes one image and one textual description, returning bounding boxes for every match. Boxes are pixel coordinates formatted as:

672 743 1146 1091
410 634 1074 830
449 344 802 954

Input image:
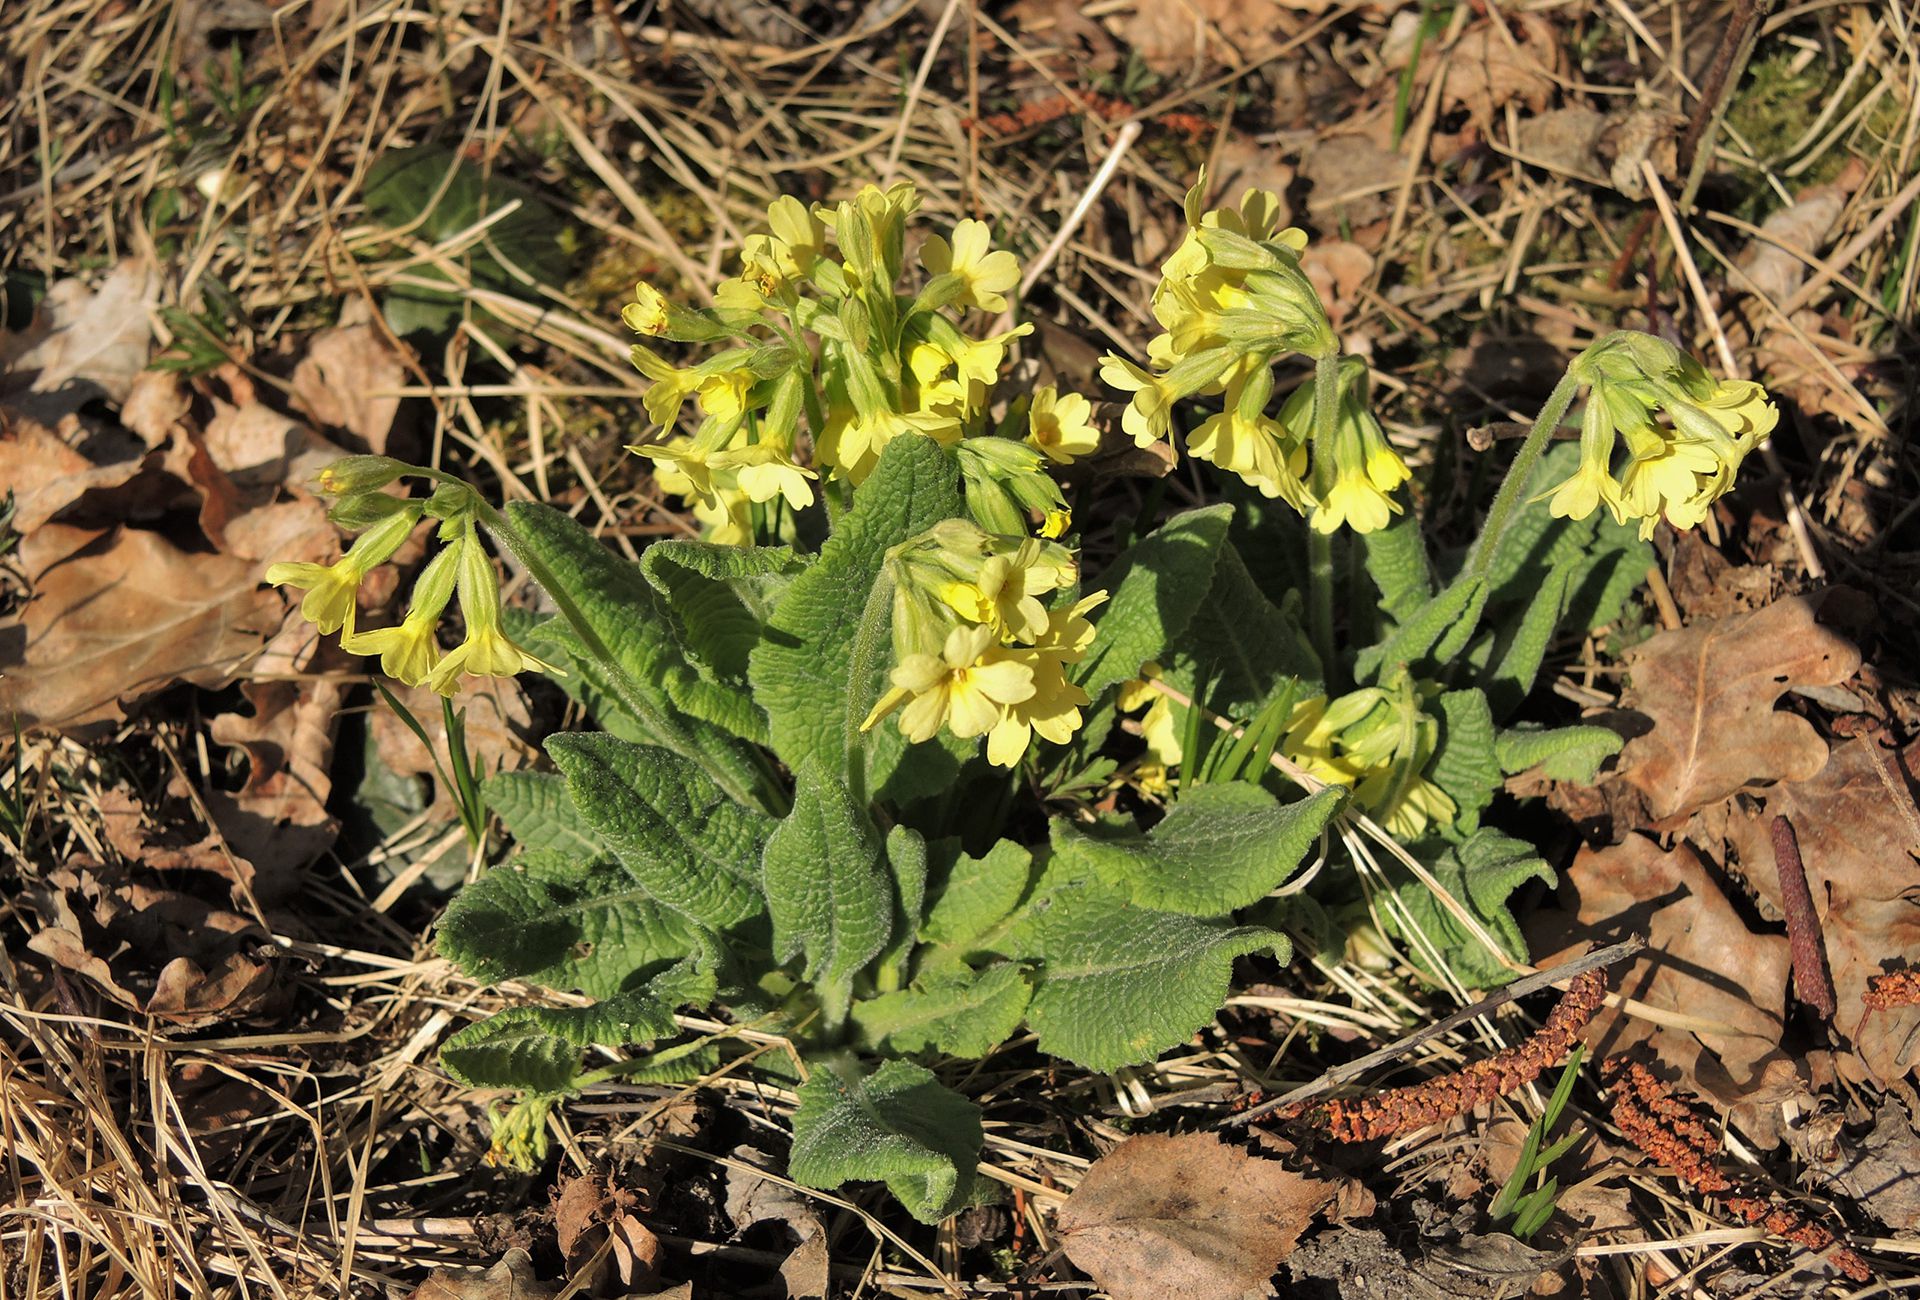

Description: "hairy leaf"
747 434 965 796
1481 559 1575 717
851 963 1031 1058
1050 784 1341 915
1362 508 1435 626
787 1058 984 1223
761 758 893 1024
1077 506 1233 700
920 839 1033 955
1495 723 1623 782
1355 576 1487 682
440 964 701 1091
876 824 929 986
483 771 607 858
1425 688 1501 835
1166 542 1322 712
1014 881 1282 1071
437 851 701 997
1386 829 1552 988
547 734 770 928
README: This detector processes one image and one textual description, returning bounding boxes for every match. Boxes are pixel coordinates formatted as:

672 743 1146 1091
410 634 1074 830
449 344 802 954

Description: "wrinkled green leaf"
547 733 770 928
877 824 929 986
640 539 804 746
437 850 701 997
1050 784 1341 915
748 435 966 798
1385 829 1553 988
1077 506 1233 700
1425 688 1501 836
1167 542 1322 712
761 757 894 1025
483 771 606 858
1356 576 1488 682
1013 881 1282 1072
787 1057 984 1223
1496 723 1623 782
1363 508 1435 626
919 839 1033 956
851 963 1031 1058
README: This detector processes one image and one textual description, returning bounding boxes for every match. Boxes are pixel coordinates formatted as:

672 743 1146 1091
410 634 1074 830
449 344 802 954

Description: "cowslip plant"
277 174 1775 1224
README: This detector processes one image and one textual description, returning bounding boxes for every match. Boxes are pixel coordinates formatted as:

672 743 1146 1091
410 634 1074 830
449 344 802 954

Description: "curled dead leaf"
4 258 159 416
1440 15 1562 129
1616 594 1861 822
1056 1132 1332 1300
289 323 408 454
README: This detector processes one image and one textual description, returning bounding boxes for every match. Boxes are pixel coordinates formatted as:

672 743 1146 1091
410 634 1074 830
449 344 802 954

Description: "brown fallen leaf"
553 1171 662 1294
1800 1099 1920 1232
402 1249 689 1300
4 258 159 416
1300 241 1374 328
1056 1132 1332 1300
1725 738 1920 1084
0 526 283 733
288 323 408 454
1101 0 1323 75
0 411 155 533
1615 594 1861 822
1735 162 1865 305
1527 834 1798 1111
724 1143 829 1299
23 861 280 1028
1439 15 1562 130
371 678 536 821
206 677 347 901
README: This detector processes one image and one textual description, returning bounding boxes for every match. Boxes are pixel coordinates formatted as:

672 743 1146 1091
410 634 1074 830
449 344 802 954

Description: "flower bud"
314 455 409 496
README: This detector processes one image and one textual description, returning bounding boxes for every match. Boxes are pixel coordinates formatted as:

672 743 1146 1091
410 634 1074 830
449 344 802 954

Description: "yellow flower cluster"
623 187 1082 544
1545 333 1777 539
265 459 561 695
1123 673 1454 839
1098 176 1414 535
862 520 1105 767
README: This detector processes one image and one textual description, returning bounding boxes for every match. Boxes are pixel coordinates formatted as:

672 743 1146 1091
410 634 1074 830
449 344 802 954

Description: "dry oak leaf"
1729 738 1920 1084
1616 593 1860 821
288 323 407 454
1528 834 1797 1109
1439 14 1563 129
402 1248 689 1300
1103 0 1324 76
1056 1132 1332 1300
0 410 152 533
0 526 281 733
4 258 159 412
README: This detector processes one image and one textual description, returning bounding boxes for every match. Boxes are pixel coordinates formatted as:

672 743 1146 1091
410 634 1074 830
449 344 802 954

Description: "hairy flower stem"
1307 350 1341 683
465 491 777 813
1463 368 1584 583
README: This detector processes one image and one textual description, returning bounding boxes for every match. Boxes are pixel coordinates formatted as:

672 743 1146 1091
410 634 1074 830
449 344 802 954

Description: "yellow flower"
1099 353 1174 448
935 539 1070 641
1026 386 1099 464
1615 424 1722 539
711 442 817 510
631 437 718 506
1311 462 1400 535
340 542 461 686
937 323 1033 389
629 343 701 432
426 534 566 696
1545 399 1626 523
921 218 1021 313
862 623 1035 743
266 505 419 635
982 591 1106 765
696 367 756 421
1187 405 1310 509
621 282 672 336
1353 767 1456 840
816 406 961 484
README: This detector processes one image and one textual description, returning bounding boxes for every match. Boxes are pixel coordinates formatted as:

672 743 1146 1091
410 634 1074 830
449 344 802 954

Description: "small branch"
1221 937 1644 1130
1769 815 1835 1019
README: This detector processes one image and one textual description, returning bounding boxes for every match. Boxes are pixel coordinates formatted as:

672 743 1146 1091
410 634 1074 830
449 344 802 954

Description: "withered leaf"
1805 1100 1920 1231
402 1249 690 1300
0 412 152 533
7 259 159 412
1616 594 1860 821
290 323 407 454
1528 834 1797 1107
1439 14 1562 129
1729 738 1920 1084
0 527 282 733
1056 1132 1332 1300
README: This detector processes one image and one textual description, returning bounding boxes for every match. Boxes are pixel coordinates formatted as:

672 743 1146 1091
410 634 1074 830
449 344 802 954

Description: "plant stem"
1307 350 1341 683
1461 368 1583 583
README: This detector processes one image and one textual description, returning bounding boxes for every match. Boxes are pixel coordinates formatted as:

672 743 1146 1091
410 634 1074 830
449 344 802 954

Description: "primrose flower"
1099 354 1176 449
622 282 672 336
1540 332 1778 539
711 442 817 510
340 540 460 687
1188 364 1310 508
863 623 1035 744
984 592 1105 767
426 532 565 696
267 503 421 635
629 344 702 432
921 218 1021 313
1026 386 1099 464
631 437 718 506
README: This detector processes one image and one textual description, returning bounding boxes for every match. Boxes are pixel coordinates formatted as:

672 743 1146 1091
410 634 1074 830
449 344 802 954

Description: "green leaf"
483 771 607 857
920 839 1033 954
1495 723 1623 782
1049 784 1342 916
1385 829 1553 988
1425 688 1501 836
748 435 965 796
876 824 929 986
1077 505 1233 700
1166 542 1323 712
437 851 702 997
1356 576 1488 682
504 501 766 790
1363 508 1435 626
1481 560 1576 718
1564 517 1652 633
440 966 695 1091
851 964 1032 1058
760 757 894 1025
547 734 770 928
1013 881 1283 1072
787 1057 984 1223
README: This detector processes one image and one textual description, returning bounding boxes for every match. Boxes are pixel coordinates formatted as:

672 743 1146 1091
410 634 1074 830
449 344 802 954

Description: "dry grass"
3 0 1918 1294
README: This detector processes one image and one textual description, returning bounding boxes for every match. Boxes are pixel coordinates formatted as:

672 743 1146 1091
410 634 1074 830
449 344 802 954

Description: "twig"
1769 815 1835 1018
1221 938 1644 1129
